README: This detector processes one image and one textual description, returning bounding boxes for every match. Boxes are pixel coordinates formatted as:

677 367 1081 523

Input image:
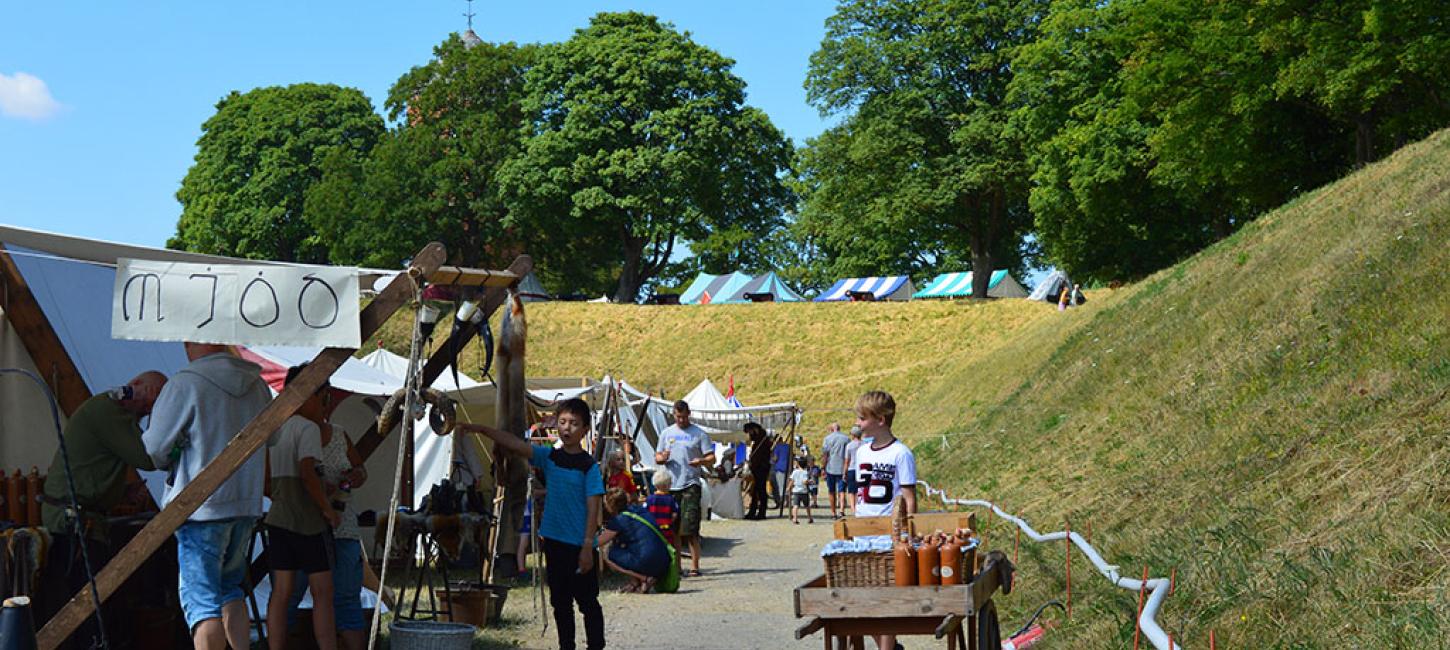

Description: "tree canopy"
498 12 794 303
171 84 383 262
305 37 536 270
801 0 1044 299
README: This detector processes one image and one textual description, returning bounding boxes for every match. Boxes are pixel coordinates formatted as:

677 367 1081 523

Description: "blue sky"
0 1 838 250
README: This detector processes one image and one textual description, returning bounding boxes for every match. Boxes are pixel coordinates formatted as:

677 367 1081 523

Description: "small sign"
111 259 361 348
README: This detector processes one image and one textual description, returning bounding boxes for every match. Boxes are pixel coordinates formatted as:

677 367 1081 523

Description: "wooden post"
1133 565 1148 650
1064 521 1072 618
36 243 447 650
0 242 92 415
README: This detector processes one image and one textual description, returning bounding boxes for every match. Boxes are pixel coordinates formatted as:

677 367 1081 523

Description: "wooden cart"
795 513 1011 650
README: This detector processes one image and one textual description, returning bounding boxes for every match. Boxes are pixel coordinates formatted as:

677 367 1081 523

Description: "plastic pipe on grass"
918 481 1181 650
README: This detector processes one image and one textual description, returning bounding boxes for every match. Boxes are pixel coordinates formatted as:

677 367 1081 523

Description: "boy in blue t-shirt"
461 398 605 650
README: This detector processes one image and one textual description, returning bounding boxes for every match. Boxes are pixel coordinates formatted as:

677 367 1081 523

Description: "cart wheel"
977 600 1001 649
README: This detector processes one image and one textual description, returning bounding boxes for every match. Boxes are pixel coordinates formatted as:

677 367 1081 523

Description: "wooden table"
795 512 1009 650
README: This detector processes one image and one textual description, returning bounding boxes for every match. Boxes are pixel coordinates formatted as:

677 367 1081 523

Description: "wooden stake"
36 242 447 650
1013 526 1020 565
1086 519 1092 545
1210 629 1216 650
1064 521 1072 618
1170 566 1177 596
1133 564 1148 650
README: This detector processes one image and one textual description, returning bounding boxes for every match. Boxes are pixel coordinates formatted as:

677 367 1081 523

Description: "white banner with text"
111 259 361 348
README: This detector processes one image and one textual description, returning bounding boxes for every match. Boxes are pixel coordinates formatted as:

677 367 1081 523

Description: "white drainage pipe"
918 481 1180 650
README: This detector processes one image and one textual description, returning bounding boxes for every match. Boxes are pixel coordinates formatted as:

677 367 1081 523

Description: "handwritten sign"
111 259 361 348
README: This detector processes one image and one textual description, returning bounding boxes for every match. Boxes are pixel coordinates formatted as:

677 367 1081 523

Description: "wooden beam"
794 617 825 640
353 254 532 461
0 242 92 416
36 242 447 650
247 254 531 588
427 266 519 288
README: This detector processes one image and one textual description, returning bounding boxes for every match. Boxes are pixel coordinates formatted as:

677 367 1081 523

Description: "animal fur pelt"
491 292 531 563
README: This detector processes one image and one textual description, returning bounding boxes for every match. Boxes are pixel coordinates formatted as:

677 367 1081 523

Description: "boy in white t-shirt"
850 390 916 650
788 457 814 524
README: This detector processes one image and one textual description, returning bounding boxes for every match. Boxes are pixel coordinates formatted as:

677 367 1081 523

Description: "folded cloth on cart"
820 535 893 556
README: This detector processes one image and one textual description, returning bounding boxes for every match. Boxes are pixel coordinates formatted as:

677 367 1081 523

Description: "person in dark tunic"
38 370 166 650
743 423 773 520
598 488 671 593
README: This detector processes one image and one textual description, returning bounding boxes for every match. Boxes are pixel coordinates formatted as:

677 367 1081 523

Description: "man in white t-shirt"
654 400 715 576
850 390 916 650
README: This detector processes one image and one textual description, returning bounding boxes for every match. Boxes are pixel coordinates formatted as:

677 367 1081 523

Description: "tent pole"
35 242 448 650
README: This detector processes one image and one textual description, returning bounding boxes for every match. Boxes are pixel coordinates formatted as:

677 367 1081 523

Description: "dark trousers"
543 537 604 650
747 468 771 518
38 534 129 650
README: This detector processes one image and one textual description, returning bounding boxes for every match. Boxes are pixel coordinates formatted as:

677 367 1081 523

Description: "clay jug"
893 534 918 586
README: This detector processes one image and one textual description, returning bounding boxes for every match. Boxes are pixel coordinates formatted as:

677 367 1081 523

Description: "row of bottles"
894 528 975 587
0 468 44 527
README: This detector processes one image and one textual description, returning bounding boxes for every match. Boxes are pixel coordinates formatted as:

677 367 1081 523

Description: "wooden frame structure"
796 512 1005 650
2 239 529 649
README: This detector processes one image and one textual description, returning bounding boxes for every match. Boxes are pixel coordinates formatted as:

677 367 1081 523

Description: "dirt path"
489 513 839 649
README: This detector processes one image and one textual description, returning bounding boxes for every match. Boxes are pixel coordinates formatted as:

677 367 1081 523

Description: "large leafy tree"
1009 0 1222 282
171 84 384 262
498 12 794 303
803 0 1044 299
306 37 536 270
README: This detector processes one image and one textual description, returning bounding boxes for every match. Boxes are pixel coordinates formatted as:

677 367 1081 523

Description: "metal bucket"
388 620 476 650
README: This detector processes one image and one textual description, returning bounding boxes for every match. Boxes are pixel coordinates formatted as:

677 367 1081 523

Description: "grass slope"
374 130 1450 647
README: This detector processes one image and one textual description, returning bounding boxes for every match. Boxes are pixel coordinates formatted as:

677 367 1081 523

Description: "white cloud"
0 71 63 120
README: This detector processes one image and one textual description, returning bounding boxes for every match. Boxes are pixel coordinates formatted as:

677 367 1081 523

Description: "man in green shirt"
37 370 166 648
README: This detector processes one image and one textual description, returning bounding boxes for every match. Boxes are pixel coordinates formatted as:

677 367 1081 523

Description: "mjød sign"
111 259 361 348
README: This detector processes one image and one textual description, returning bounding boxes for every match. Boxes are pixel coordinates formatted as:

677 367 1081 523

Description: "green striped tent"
912 270 1028 299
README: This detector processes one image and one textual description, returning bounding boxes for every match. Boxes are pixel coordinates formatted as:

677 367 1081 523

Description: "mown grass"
371 129 1450 647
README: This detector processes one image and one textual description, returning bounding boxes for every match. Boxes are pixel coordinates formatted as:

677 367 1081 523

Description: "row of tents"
677 269 1033 304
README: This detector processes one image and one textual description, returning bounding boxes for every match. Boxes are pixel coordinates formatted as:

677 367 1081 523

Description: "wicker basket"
823 547 977 588
824 551 895 587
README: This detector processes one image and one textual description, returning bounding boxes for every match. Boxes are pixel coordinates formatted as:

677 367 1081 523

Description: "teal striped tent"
678 271 804 304
913 270 1028 299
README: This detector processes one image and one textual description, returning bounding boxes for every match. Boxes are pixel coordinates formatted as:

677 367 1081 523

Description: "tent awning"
680 271 751 304
913 270 1027 299
716 272 804 303
815 276 915 301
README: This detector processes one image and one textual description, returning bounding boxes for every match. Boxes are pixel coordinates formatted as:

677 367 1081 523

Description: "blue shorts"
176 517 256 631
825 473 845 494
844 473 858 493
290 538 365 631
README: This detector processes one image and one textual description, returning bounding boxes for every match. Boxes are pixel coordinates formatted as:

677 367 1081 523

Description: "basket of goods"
821 536 896 587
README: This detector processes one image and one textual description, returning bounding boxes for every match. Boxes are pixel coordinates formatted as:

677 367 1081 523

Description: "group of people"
742 417 886 525
36 342 918 650
37 342 369 650
463 398 713 650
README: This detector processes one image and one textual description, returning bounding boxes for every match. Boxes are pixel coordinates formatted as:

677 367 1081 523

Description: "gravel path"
491 513 838 650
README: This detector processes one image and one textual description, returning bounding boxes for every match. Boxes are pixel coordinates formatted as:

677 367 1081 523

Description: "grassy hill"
375 129 1450 647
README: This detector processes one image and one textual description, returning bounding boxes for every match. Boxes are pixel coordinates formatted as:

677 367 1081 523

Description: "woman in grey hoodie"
144 342 272 650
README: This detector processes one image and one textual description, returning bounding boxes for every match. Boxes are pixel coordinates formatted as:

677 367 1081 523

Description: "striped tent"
716 272 805 303
913 270 1029 299
680 271 751 304
814 275 916 301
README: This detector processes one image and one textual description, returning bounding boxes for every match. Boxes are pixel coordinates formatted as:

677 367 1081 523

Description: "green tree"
172 84 383 262
804 0 1044 299
498 12 794 303
306 37 537 270
1009 0 1220 282
1254 0 1450 164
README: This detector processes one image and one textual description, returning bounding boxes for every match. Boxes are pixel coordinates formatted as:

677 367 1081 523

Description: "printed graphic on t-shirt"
859 462 898 505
